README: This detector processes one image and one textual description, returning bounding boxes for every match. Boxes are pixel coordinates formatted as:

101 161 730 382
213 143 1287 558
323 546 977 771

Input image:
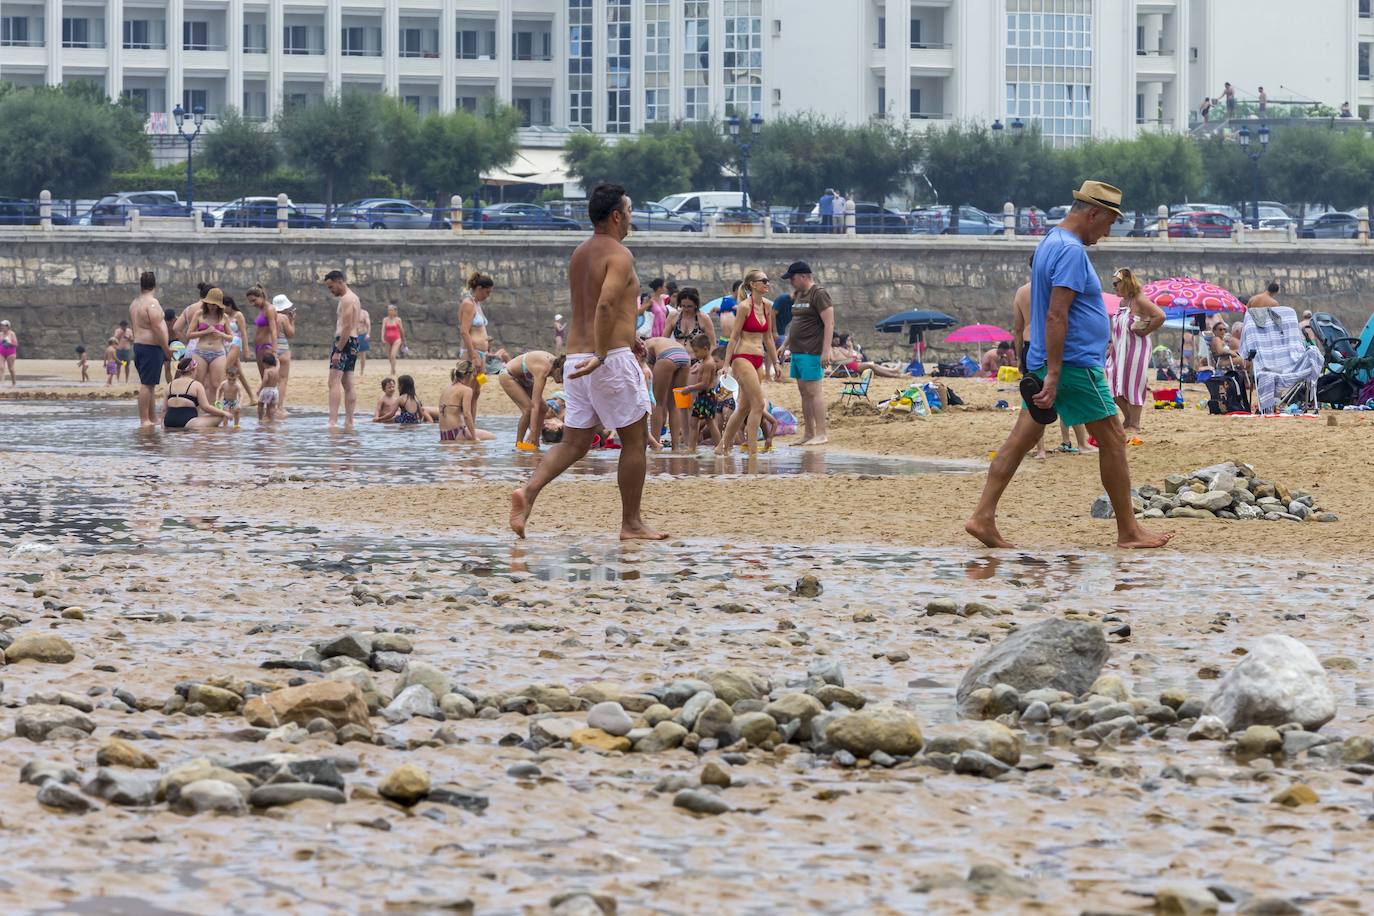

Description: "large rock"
250 783 347 808
37 781 96 814
158 759 253 804
696 668 769 706
242 681 371 733
1204 635 1336 731
764 693 826 740
4 634 76 664
824 705 924 758
186 684 243 713
317 633 373 660
956 619 1109 707
1180 490 1232 513
586 702 633 737
399 661 450 701
15 705 95 742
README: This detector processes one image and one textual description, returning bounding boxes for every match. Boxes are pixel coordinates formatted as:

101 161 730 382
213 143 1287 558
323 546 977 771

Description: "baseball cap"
781 261 812 279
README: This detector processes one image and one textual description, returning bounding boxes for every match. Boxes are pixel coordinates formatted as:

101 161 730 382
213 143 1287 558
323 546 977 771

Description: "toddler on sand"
103 338 119 386
216 365 246 428
76 345 89 382
257 352 281 421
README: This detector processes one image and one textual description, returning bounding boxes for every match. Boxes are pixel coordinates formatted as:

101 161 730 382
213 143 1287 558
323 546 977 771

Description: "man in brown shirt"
780 261 834 445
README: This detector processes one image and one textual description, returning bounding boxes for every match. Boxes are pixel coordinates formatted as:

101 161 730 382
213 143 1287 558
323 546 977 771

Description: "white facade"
0 0 1368 141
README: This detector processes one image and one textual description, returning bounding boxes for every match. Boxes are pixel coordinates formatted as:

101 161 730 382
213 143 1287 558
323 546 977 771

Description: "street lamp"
1238 122 1270 227
172 103 206 212
725 112 764 210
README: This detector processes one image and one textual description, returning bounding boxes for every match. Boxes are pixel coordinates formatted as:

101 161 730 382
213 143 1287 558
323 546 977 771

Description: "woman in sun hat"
271 294 296 415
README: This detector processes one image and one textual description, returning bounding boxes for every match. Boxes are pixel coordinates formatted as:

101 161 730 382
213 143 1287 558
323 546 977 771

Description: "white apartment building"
0 0 1368 143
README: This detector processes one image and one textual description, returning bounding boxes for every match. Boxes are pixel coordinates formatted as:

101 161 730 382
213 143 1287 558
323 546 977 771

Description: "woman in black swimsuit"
668 288 714 345
163 357 230 430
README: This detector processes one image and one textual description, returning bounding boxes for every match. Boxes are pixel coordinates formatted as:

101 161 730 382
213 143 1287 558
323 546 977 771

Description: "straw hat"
1071 180 1124 218
203 287 224 306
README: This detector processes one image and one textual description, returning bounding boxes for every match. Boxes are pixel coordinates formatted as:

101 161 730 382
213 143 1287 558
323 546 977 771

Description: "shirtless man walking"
354 305 372 376
510 183 666 541
128 270 172 428
325 269 361 429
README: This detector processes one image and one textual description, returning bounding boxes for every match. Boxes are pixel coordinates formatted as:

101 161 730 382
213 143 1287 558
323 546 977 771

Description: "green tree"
921 122 1014 232
57 80 149 170
413 104 520 205
1079 132 1200 229
202 106 279 202
667 119 736 192
376 95 423 197
563 131 699 203
1197 133 1252 211
1261 126 1339 228
0 86 133 197
275 91 384 214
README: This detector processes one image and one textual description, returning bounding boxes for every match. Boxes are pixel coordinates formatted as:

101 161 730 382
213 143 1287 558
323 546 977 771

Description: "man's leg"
510 426 597 537
328 368 342 426
614 417 667 540
801 379 828 445
1083 416 1174 549
137 385 154 426
342 372 356 429
793 379 813 443
964 411 1047 548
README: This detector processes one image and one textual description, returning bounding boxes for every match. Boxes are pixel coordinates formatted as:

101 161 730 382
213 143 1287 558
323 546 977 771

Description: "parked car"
702 205 790 234
1170 202 1242 220
799 201 910 234
470 203 581 230
1297 211 1360 239
656 191 750 216
331 198 447 230
0 197 71 226
1249 205 1294 230
219 201 326 228
81 191 192 225
630 202 700 232
1166 211 1236 238
206 196 294 227
909 205 1003 235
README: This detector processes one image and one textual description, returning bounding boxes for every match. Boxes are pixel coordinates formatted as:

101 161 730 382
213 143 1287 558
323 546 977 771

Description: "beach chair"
840 368 874 405
1241 306 1323 413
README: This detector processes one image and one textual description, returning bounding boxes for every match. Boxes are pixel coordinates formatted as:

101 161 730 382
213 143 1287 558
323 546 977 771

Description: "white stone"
1204 635 1336 732
586 701 634 737
1187 715 1228 741
382 684 442 724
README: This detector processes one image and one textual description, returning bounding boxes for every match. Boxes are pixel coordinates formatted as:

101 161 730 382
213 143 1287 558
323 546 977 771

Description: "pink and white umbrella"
1140 277 1246 316
943 323 1012 344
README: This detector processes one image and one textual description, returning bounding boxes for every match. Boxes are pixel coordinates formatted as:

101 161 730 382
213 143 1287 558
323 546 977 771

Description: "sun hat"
203 288 224 306
1071 180 1124 219
271 294 295 312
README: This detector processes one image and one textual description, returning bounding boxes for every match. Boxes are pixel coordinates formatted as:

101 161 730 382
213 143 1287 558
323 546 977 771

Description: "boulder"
5 634 76 664
692 699 734 738
158 759 253 804
764 693 826 740
186 684 242 713
242 681 371 733
1204 635 1336 731
956 619 1109 707
37 781 96 814
634 720 688 753
316 633 373 660
733 711 778 746
824 705 924 758
586 701 634 737
381 684 442 724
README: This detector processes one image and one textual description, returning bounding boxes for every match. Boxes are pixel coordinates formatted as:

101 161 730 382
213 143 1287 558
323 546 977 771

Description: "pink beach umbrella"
944 323 1012 344
1103 292 1122 316
1140 277 1246 315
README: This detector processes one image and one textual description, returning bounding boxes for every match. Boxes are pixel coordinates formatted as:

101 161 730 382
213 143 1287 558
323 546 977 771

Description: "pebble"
1271 783 1318 807
15 705 96 742
634 721 688 753
440 693 476 720
172 779 248 816
1234 725 1283 757
249 784 347 808
811 685 865 710
1020 701 1051 724
793 574 823 597
673 789 732 815
953 750 1013 778
4 633 77 664
37 781 97 814
700 762 732 788
693 699 735 739
20 760 78 787
382 685 443 724
586 701 634 737
570 728 631 753
399 660 451 701
506 763 542 779
82 768 157 806
1187 716 1228 742
379 764 431 806
97 737 158 769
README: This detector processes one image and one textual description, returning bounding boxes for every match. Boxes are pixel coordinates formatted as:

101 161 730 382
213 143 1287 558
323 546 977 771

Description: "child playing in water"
216 365 246 428
257 352 281 421
103 338 119 386
373 376 398 422
76 345 89 381
682 333 721 450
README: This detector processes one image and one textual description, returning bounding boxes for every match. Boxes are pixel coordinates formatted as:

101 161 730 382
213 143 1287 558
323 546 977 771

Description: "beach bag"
959 355 979 376
905 359 925 377
922 383 943 411
944 386 964 406
770 406 798 435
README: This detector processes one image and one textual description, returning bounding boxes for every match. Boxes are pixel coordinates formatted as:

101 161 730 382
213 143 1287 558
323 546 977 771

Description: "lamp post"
172 103 206 211
726 112 764 210
1238 122 1270 228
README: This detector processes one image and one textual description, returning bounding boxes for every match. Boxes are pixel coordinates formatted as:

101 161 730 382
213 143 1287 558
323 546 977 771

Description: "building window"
243 90 268 120
243 22 267 53
515 96 552 127
723 0 762 119
1004 0 1094 146
457 95 480 113
605 0 631 133
124 19 166 50
684 0 710 121
568 0 593 127
910 18 923 48
645 0 671 123
62 17 97 48
401 28 438 57
1362 43 1371 81
877 85 886 118
182 89 209 114
1363 0 1372 18
284 25 323 55
513 29 551 61
183 20 208 51
909 87 922 116
123 87 150 115
876 16 885 49
342 26 381 56
457 26 496 59
1 16 32 46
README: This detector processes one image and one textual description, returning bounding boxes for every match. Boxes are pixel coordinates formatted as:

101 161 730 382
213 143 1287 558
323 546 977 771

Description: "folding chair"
1241 306 1322 413
840 368 874 405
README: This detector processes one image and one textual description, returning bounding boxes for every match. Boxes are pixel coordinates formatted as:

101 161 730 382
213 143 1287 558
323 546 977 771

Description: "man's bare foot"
1033 449 1048 460
800 436 829 447
965 516 1015 549
509 488 530 538
621 520 669 541
790 437 812 447
1117 528 1175 550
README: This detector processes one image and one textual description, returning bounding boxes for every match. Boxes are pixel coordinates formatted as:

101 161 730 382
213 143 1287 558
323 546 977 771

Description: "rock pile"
1090 461 1337 522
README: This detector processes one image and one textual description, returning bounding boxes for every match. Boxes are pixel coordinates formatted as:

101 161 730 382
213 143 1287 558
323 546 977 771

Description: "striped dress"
1107 305 1152 405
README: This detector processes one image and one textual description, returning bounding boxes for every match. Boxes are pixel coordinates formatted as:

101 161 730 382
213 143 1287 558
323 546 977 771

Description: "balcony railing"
244 44 267 53
909 110 950 120
62 40 107 48
457 50 496 60
123 41 168 49
284 46 325 55
1 38 43 47
910 41 951 50
513 52 552 61
1136 48 1175 56
341 48 382 57
184 42 228 51
400 49 441 58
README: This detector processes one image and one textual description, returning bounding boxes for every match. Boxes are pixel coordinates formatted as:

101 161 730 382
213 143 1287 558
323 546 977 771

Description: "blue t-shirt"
1027 226 1109 370
718 296 737 315
772 292 794 334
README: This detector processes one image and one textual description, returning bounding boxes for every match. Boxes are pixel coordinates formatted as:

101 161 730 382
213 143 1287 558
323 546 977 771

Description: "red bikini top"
741 302 770 334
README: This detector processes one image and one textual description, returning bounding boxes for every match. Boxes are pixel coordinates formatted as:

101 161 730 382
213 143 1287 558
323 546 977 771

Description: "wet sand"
2 357 1373 913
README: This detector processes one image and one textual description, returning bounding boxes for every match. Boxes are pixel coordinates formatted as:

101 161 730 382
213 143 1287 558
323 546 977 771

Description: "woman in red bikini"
717 268 779 457
381 304 405 376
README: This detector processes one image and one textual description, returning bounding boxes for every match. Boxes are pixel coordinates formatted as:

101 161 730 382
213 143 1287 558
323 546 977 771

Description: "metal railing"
123 41 168 49
61 40 107 48
183 42 228 51
1 38 44 47
910 41 952 50
283 46 325 55
399 49 441 58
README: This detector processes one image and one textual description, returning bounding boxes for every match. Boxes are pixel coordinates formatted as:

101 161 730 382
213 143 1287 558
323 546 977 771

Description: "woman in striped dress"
1107 268 1167 432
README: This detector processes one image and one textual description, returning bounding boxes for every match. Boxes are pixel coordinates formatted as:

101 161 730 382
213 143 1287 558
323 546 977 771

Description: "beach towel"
1242 306 1322 412
1106 307 1152 406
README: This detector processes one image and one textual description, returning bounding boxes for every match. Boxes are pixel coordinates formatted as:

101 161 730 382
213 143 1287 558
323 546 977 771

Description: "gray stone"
1187 715 1229 741
811 684 866 709
925 597 962 615
250 783 347 807
82 769 157 806
440 693 476 720
1163 474 1188 494
317 633 373 661
764 693 826 740
586 701 634 737
693 699 734 738
20 760 78 787
677 689 715 728
733 711 777 746
673 789 732 815
37 781 96 814
400 660 451 702
1168 506 1217 520
1083 715 1146 742
634 720 688 753
1236 896 1303 915
1288 501 1311 520
1177 698 1206 720
370 633 413 654
1020 701 1051 724
370 651 409 673
956 619 1109 707
661 679 713 708
1181 490 1232 512
825 705 923 757
1281 730 1334 757
953 750 1012 778
15 705 96 742
696 668 769 706
531 716 579 746
172 779 247 816
806 657 845 687
924 721 1021 765
382 684 443 724
1234 725 1283 757
1204 635 1336 731
1090 494 1115 519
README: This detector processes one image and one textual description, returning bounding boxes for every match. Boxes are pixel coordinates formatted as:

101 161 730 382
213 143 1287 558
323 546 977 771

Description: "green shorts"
1027 365 1116 427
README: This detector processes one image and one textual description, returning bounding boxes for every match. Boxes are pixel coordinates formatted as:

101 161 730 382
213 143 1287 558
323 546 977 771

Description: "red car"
1167 211 1235 238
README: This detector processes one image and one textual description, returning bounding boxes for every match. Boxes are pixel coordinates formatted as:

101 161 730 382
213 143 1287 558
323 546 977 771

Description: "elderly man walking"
965 181 1174 551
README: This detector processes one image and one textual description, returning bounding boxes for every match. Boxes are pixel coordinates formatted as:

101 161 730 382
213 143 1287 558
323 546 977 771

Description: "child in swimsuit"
76 345 89 382
215 366 246 428
681 334 721 449
392 374 430 425
103 338 119 386
373 377 399 422
257 353 281 421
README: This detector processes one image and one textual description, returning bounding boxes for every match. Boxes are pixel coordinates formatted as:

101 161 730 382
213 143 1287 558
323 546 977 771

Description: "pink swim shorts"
563 347 651 431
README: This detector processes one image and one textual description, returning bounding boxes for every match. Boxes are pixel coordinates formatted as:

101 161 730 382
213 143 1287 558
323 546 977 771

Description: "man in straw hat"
966 180 1174 550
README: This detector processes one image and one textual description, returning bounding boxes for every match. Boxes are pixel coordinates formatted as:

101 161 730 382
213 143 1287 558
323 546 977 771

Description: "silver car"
330 198 444 230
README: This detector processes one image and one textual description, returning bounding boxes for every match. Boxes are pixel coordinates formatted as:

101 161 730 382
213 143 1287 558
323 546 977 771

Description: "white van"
656 191 749 215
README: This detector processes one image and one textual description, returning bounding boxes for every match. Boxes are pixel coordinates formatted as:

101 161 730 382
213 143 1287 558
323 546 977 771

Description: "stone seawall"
1 228 1371 360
